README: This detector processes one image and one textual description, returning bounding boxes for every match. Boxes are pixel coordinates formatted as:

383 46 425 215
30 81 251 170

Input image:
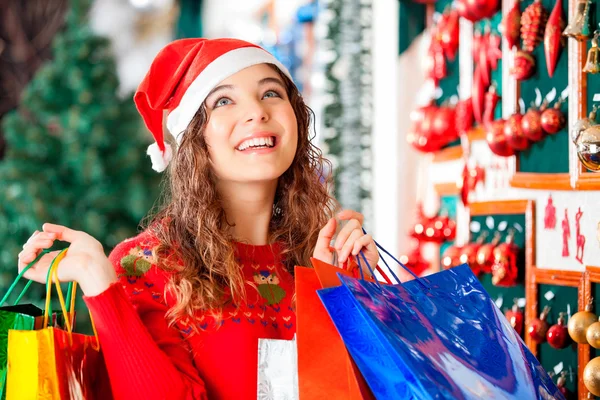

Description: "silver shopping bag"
257 336 298 400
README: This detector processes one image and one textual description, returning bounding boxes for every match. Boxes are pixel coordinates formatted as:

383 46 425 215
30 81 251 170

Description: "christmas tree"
0 0 161 307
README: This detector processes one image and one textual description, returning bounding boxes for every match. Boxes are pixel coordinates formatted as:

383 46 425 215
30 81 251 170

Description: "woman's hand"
18 223 117 296
313 209 379 272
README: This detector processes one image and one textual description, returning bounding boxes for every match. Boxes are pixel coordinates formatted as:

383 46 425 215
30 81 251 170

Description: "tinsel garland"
319 0 373 225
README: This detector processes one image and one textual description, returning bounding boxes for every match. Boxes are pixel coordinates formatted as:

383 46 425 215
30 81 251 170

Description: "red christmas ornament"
442 244 463 270
472 66 486 124
505 106 530 151
479 27 492 87
408 104 446 153
399 242 430 277
472 29 483 61
476 231 502 273
459 232 488 276
491 230 519 287
455 98 474 135
459 162 485 206
487 119 516 157
483 83 500 125
511 51 537 80
544 0 565 77
440 9 460 62
502 0 522 50
540 99 566 134
505 298 525 335
521 101 548 141
432 105 458 144
424 212 456 243
487 33 503 72
521 0 549 53
528 305 551 343
547 312 571 349
410 203 430 241
456 0 500 22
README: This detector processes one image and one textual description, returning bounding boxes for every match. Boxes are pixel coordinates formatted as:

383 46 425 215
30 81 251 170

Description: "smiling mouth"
236 136 277 151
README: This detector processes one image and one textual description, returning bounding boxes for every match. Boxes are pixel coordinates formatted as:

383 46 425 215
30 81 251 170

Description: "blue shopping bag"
318 240 564 400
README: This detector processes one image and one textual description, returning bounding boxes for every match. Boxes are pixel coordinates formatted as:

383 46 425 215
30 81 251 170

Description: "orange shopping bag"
295 257 377 400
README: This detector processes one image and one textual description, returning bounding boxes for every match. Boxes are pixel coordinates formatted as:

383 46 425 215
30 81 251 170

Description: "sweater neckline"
233 241 282 263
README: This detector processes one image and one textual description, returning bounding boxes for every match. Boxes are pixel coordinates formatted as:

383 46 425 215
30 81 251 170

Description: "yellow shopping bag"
6 250 111 399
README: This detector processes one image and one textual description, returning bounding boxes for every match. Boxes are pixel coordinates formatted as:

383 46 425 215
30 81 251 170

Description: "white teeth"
237 136 275 151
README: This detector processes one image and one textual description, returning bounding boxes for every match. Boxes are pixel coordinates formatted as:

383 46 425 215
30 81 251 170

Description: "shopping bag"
296 262 374 400
319 243 564 400
257 336 298 400
6 249 111 400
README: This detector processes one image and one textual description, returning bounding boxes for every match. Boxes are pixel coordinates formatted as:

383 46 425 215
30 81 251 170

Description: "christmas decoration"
583 31 600 74
562 208 571 257
459 232 488 275
563 0 591 40
568 300 597 343
431 104 458 145
455 98 475 135
399 241 430 277
540 98 567 134
546 312 570 349
544 194 557 229
487 33 503 72
459 162 485 206
479 27 492 87
576 123 600 171
505 105 530 151
472 66 487 124
584 356 600 396
505 298 524 335
438 8 460 62
491 229 520 286
556 372 570 398
528 305 551 343
544 0 565 77
0 0 161 305
410 203 430 241
521 101 547 141
442 244 463 270
521 0 548 53
455 0 500 23
575 207 585 264
487 119 515 156
586 317 600 349
476 231 502 273
423 212 456 243
511 51 537 80
570 104 597 144
502 0 522 50
473 28 483 61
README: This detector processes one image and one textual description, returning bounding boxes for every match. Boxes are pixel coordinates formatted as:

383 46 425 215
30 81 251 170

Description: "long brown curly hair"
144 65 337 330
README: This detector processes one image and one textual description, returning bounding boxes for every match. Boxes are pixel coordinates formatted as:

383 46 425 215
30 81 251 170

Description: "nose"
244 99 269 124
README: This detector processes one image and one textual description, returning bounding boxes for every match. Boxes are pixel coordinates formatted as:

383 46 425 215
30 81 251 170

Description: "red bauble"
432 105 458 144
456 0 500 22
528 306 551 343
399 242 430 277
487 119 516 157
505 299 525 335
521 102 547 141
442 245 463 270
476 232 502 273
546 312 571 349
541 100 566 134
455 98 474 135
491 232 519 287
459 233 488 276
472 66 486 124
505 109 530 150
439 9 460 62
502 0 522 50
408 104 446 152
410 203 430 241
511 51 537 80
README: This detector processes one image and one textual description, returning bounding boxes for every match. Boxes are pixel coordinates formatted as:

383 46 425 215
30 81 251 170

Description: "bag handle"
0 250 52 306
44 249 100 350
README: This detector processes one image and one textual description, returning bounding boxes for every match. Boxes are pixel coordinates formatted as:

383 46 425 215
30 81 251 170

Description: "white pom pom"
146 142 173 172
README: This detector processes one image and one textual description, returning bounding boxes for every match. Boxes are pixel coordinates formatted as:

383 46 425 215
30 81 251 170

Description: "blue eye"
263 90 281 99
214 97 232 108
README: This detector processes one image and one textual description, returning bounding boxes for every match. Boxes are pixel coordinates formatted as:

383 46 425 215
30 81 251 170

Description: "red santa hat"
134 38 292 172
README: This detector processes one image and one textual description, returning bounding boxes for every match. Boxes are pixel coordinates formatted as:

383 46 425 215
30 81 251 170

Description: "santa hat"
134 38 292 172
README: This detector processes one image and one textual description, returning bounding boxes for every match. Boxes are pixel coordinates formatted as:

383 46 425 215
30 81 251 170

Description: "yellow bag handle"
43 249 100 350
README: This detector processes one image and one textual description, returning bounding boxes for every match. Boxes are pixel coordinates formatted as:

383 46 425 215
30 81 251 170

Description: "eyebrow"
205 77 287 101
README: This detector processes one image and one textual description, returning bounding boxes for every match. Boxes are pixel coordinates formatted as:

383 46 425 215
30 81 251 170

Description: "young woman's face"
203 64 298 184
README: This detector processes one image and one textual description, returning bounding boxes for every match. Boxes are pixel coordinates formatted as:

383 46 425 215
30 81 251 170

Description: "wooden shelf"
509 172 572 190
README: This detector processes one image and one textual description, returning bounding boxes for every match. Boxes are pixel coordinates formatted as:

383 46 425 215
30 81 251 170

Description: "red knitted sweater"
83 231 296 399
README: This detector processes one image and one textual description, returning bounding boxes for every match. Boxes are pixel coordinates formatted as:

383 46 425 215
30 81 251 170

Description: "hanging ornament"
399 241 430 277
439 9 460 62
556 372 570 398
487 33 503 72
521 101 548 141
487 119 515 157
455 98 475 135
479 26 492 87
410 203 430 241
442 244 463 269
427 212 456 243
511 51 537 80
584 356 600 396
459 232 489 275
505 298 524 335
521 0 549 52
502 0 522 50
491 229 520 286
541 98 567 134
472 28 483 61
583 31 600 74
459 162 485 206
476 231 502 273
455 0 500 22
544 0 565 77
472 66 487 124
505 104 530 151
586 317 600 349
432 104 458 144
567 299 597 343
546 312 571 349
570 104 598 144
408 103 445 153
563 0 591 41
576 124 600 171
528 305 551 343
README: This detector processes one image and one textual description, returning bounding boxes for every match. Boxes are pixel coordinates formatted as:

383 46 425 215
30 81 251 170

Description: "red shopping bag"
295 258 375 400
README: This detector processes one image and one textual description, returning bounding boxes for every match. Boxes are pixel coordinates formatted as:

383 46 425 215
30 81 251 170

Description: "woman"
17 38 382 399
